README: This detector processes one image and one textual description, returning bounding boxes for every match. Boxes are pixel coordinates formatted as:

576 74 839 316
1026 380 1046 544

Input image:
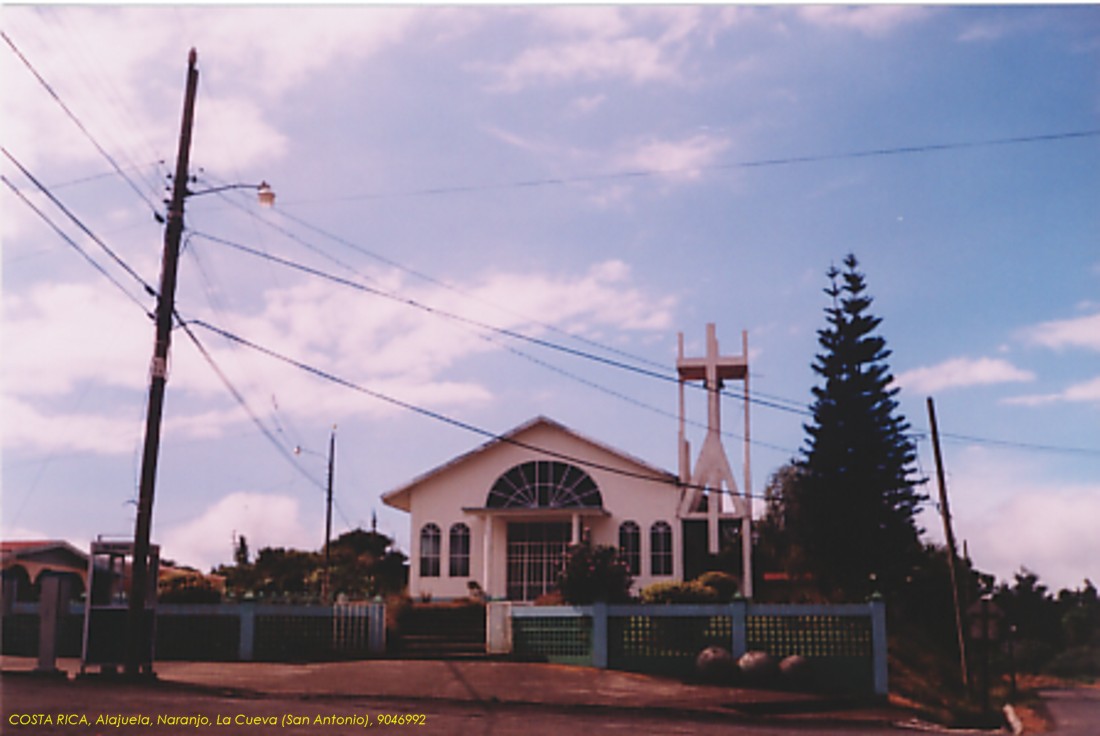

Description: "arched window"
420 523 441 578
619 521 640 575
486 461 602 509
651 521 673 576
449 523 470 577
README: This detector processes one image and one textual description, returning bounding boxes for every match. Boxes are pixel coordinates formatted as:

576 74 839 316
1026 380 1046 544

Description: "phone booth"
80 540 159 675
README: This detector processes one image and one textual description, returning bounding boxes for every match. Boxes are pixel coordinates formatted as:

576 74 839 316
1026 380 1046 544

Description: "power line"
936 431 1100 458
3 147 158 297
187 317 773 502
195 169 674 376
174 314 356 529
1 174 152 315
190 229 813 419
282 129 1100 206
274 206 673 374
192 231 1100 460
2 30 163 218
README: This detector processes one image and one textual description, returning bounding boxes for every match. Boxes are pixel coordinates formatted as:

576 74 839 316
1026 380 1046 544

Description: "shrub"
639 580 720 604
556 544 633 604
696 571 740 600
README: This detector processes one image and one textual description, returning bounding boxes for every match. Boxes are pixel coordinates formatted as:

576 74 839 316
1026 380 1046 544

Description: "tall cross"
677 323 747 438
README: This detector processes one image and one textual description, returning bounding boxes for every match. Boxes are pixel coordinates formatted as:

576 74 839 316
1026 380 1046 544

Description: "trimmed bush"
639 580 720 604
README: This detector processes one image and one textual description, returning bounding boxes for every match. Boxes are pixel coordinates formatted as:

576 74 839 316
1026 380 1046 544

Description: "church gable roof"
381 416 675 512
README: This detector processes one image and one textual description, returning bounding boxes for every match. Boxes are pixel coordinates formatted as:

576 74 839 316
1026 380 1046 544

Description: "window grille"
487 461 602 509
619 521 640 575
449 523 470 577
650 521 672 576
420 523 441 578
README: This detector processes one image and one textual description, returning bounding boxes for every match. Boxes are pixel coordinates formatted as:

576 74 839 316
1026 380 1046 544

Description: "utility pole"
125 48 198 677
927 397 970 690
322 426 336 603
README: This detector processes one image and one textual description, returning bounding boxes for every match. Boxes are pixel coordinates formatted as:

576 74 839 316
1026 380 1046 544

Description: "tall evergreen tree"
790 254 925 600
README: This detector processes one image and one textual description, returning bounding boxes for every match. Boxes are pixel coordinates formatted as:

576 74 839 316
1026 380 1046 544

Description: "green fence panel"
608 614 732 677
512 615 592 666
746 613 874 693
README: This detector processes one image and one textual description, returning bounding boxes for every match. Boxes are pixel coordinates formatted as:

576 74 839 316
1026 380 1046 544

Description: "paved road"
2 674 911 736
1041 688 1100 735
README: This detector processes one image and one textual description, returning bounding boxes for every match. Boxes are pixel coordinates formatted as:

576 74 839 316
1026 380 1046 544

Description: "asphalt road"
1 674 909 736
1040 688 1100 735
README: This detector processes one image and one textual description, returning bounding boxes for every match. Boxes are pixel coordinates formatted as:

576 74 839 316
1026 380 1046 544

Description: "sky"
2 5 1098 592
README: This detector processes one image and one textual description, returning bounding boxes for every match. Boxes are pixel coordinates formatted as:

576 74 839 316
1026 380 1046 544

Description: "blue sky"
2 5 1098 591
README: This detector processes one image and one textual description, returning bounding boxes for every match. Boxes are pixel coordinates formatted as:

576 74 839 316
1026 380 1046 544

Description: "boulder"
695 646 735 682
778 654 813 689
737 650 779 685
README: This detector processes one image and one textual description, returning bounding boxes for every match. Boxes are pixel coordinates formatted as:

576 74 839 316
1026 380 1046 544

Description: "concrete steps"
392 603 486 660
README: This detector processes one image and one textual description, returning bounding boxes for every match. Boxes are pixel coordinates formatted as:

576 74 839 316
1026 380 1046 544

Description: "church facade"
382 324 754 602
382 417 684 601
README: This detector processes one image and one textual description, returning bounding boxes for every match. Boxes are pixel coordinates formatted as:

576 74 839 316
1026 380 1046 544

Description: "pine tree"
790 254 925 600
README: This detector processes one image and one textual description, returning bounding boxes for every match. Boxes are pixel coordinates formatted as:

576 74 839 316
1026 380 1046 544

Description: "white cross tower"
677 323 753 598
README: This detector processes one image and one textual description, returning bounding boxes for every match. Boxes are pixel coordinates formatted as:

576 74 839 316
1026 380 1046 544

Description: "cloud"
1005 375 1100 407
190 96 289 172
3 261 675 454
969 488 1100 590
929 445 1100 590
796 6 933 38
477 7 735 92
1021 311 1100 352
1 396 142 455
1 6 427 176
2 283 152 397
484 36 680 92
614 133 733 183
568 94 607 116
159 491 316 570
896 357 1035 394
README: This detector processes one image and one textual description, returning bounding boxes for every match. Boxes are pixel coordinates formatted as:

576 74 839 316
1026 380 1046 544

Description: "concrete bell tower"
677 323 753 598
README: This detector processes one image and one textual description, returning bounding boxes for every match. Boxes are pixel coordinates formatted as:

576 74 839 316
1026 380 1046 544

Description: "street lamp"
182 180 275 207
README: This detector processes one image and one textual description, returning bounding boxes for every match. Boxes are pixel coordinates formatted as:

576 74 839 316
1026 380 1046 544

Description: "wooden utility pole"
322 426 335 603
927 397 970 689
125 48 198 677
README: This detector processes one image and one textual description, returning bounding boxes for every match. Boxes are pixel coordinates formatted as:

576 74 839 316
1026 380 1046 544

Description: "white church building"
382 324 755 602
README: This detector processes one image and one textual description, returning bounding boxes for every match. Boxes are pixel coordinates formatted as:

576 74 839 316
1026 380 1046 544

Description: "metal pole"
927 397 970 690
125 48 198 677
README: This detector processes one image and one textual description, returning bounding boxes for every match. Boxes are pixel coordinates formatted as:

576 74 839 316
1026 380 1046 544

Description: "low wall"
491 600 888 697
1 601 385 663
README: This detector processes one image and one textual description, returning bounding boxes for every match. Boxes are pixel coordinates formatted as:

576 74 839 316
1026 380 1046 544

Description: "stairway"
393 603 487 659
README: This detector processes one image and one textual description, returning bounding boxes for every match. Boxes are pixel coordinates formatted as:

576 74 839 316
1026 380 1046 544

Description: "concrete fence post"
592 601 608 668
486 601 512 655
731 598 748 658
870 597 889 697
36 573 71 674
238 601 256 661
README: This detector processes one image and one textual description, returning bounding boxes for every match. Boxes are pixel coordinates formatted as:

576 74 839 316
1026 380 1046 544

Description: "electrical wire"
189 229 813 419
282 129 1100 206
3 147 158 298
187 316 780 503
274 205 673 374
2 30 163 218
1 174 152 316
174 313 357 528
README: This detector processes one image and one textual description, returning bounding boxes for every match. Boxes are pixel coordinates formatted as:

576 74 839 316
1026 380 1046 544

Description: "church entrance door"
506 522 571 601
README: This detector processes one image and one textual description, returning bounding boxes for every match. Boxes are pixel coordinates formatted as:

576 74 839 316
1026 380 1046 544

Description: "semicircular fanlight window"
486 460 602 509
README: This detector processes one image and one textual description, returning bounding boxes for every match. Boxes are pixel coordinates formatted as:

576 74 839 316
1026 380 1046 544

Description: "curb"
1003 704 1024 735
